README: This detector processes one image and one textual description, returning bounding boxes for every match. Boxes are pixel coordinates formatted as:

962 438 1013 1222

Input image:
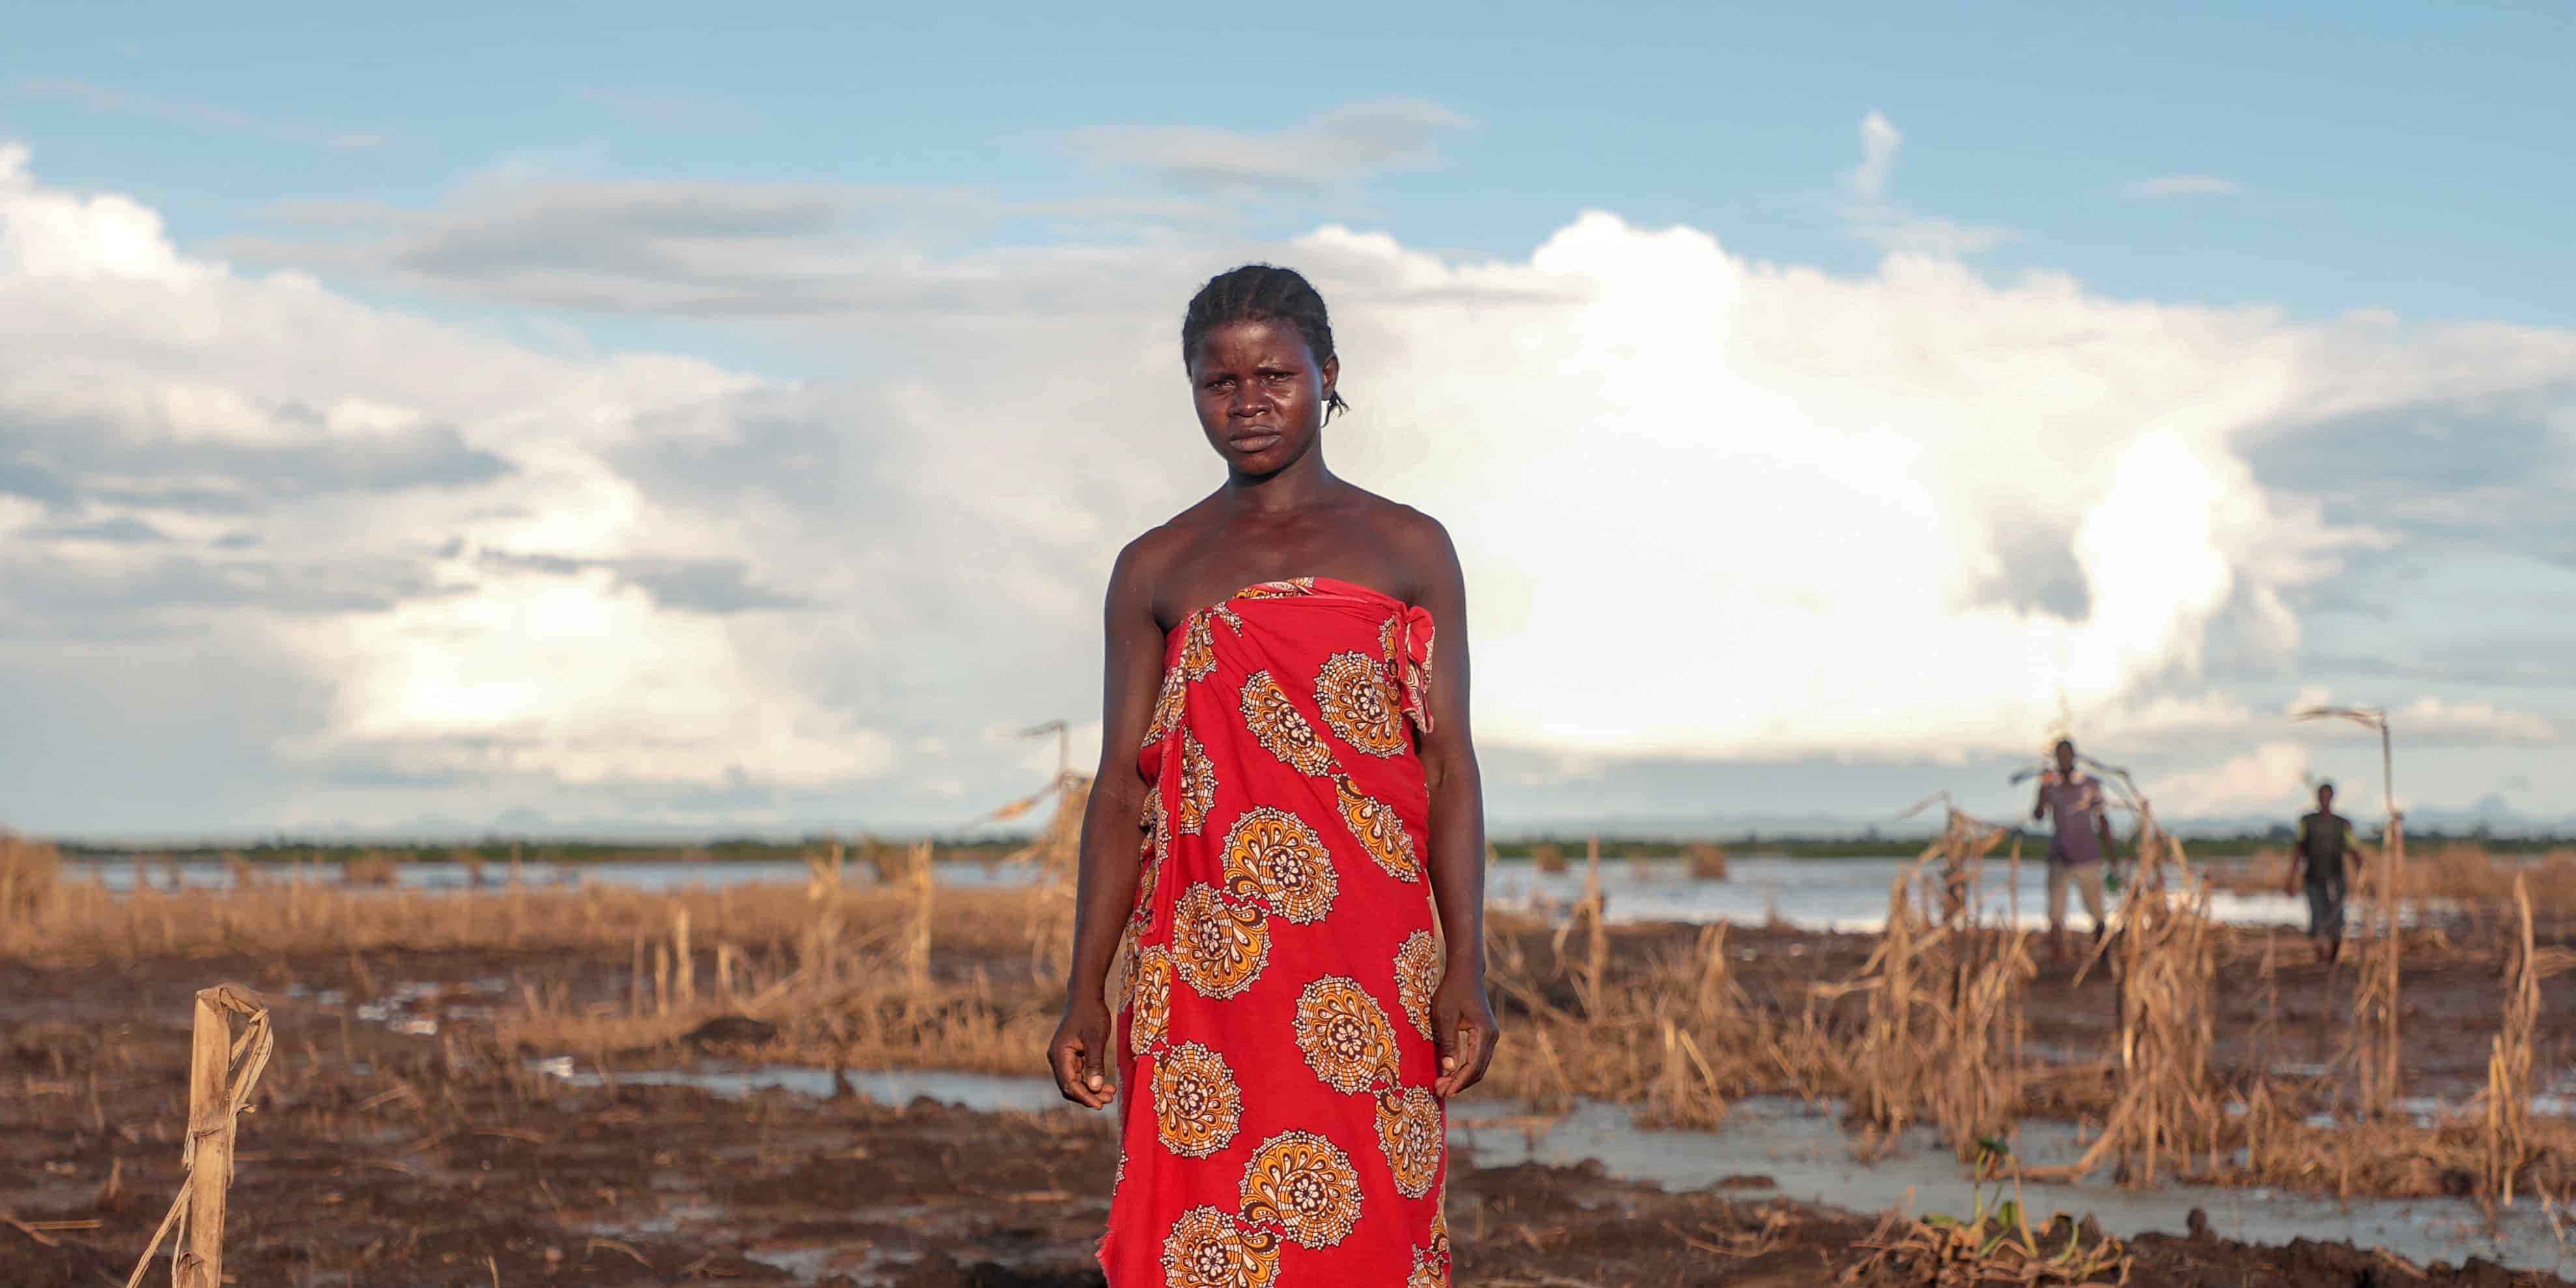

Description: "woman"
1047 264 1499 1287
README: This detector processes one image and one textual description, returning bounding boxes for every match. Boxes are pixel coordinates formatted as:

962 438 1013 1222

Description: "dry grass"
1467 822 2568 1208
2201 848 2297 896
2223 1110 2576 1203
2485 876 2576 1209
2204 843 2576 911
487 891 1060 1079
1013 774 1088 985
1686 842 1731 882
2352 817 2407 1118
2037 825 2221 1186
1810 813 2034 1158
2 831 61 927
14 822 2576 1212
1 861 1049 968
339 851 399 888
2216 874 2576 1207
1479 824 2059 1154
2391 844 2576 903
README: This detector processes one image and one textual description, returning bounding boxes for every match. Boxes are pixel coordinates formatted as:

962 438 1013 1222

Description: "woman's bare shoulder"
1110 496 1232 619
1337 488 1458 602
1338 485 1450 546
1118 496 1225 570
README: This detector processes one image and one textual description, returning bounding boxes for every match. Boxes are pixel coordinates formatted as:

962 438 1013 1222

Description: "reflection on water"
537 1061 2571 1276
1491 856 2385 932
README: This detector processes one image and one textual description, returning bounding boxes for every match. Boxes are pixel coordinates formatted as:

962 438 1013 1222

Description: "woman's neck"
1224 445 1338 514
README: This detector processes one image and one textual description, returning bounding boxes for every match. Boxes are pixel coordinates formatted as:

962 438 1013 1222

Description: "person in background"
2287 781 2364 964
2030 738 2117 962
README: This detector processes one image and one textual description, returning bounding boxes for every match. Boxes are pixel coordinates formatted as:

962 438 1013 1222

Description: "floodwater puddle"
750 1244 920 1281
335 977 517 1038
1451 1097 2573 1276
543 1061 1075 1115
578 1199 728 1237
531 1061 2572 1275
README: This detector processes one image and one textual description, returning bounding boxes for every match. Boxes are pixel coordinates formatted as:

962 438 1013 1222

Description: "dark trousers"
2304 875 2347 940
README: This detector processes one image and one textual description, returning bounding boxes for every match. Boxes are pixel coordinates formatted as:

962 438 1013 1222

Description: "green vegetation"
1871 1141 2130 1285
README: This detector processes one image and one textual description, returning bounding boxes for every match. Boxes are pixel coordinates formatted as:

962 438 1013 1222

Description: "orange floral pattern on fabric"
1179 612 1221 681
1334 776 1421 884
1293 976 1402 1095
1144 664 1188 749
1394 931 1439 1041
1128 946 1172 1056
1172 883 1269 1000
1178 733 1217 835
1222 807 1337 925
1154 1041 1245 1158
1238 670 1335 777
1238 1130 1363 1250
1160 1207 1281 1288
1105 578 1447 1287
1375 1085 1443 1199
1313 651 1409 757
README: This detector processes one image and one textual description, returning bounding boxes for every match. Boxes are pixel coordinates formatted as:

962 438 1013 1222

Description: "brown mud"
5 938 2571 1287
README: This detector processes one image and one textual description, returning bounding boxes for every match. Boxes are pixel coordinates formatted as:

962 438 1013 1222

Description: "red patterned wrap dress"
1101 576 1450 1288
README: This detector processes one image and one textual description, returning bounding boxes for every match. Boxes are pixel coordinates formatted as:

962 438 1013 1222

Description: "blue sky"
4 4 2574 838
14 3 2573 329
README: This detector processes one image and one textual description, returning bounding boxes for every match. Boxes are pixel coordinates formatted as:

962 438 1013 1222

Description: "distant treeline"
1491 830 2576 860
56 838 1025 865
1493 829 2576 860
52 828 2576 865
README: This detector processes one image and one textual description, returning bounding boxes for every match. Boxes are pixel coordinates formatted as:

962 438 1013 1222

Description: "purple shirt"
2041 771 2106 865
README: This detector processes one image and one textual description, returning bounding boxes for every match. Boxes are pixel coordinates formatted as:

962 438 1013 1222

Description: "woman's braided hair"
1181 264 1350 421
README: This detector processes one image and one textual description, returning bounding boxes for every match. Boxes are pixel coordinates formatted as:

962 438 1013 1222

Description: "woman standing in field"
1047 264 1499 1287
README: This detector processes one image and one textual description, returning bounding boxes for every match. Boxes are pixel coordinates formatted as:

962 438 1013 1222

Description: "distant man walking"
2030 738 2116 962
2287 782 2363 964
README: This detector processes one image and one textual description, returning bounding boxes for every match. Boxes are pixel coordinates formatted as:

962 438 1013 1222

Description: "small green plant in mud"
1844 1142 2133 1285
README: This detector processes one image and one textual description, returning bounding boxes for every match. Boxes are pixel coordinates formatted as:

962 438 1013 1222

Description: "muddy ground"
5 938 2572 1287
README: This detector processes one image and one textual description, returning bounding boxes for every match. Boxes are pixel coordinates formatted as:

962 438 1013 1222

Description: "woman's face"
1188 319 1338 478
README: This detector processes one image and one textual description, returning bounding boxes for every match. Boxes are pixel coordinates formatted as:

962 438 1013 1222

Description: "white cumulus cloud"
2145 741 2313 816
7 142 2576 832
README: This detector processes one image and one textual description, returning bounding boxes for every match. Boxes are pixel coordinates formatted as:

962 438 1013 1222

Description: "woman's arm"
1408 517 1499 1098
1046 540 1168 1109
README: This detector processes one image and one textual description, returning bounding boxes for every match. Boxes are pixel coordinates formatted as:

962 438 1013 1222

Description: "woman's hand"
1047 997 1117 1109
1430 971 1500 1098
